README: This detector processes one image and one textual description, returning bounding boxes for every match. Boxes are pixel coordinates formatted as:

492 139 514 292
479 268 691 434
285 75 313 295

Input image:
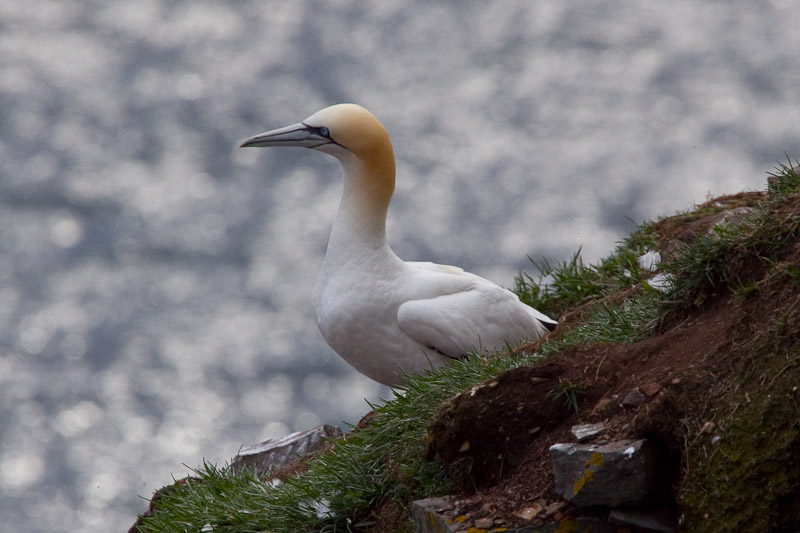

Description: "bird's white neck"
323 150 399 269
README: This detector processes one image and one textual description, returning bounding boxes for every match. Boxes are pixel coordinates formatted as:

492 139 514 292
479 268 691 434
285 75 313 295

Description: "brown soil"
418 295 743 530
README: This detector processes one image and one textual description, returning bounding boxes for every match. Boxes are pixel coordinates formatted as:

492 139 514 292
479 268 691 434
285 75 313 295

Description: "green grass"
514 220 665 353
514 225 660 319
546 380 584 415
661 159 800 309
134 160 799 533
135 352 556 533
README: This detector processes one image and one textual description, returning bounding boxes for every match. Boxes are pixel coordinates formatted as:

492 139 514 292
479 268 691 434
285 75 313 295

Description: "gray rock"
571 422 606 442
609 505 677 532
411 496 462 533
474 517 494 529
542 500 567 517
706 207 753 236
621 387 648 408
549 439 656 507
231 424 342 476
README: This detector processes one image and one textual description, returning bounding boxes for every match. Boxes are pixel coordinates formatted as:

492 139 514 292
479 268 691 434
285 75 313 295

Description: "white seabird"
241 104 557 387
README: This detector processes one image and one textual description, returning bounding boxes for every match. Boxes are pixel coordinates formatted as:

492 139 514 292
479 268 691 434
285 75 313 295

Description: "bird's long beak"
239 123 330 149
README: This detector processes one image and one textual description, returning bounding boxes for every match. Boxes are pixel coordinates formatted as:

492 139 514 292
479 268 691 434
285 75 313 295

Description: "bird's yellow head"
241 103 396 202
305 104 391 159
241 103 393 165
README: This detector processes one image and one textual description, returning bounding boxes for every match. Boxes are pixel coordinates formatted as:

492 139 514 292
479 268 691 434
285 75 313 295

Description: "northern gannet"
241 104 557 387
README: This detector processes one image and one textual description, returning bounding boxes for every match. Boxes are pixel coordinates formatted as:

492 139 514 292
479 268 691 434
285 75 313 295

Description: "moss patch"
679 257 800 531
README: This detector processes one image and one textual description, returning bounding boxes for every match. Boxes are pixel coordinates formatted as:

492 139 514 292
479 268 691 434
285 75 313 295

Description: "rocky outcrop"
549 439 656 507
231 424 343 477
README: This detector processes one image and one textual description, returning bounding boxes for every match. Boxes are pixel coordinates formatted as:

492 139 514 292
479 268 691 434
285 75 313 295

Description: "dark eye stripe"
301 122 342 149
303 123 332 139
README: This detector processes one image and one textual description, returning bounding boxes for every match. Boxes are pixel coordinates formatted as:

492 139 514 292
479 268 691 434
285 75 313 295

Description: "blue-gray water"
1 2 798 531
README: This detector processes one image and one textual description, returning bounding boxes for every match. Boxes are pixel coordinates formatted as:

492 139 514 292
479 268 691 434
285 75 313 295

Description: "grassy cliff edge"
132 161 800 533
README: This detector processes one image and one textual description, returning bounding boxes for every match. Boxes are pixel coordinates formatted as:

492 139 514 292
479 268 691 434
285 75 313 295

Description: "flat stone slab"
609 505 676 532
231 424 343 476
549 439 656 507
570 422 606 442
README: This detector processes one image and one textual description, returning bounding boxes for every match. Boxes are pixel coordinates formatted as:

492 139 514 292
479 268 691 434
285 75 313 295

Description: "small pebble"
640 382 661 397
544 501 567 516
513 503 544 521
571 422 606 442
474 517 494 529
622 387 647 407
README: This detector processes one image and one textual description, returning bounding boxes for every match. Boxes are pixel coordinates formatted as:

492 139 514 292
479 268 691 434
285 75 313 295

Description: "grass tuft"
546 380 583 415
515 224 659 320
663 159 800 310
135 351 557 533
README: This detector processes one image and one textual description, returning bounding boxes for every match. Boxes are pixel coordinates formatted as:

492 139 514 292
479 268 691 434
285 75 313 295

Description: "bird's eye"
319 126 330 137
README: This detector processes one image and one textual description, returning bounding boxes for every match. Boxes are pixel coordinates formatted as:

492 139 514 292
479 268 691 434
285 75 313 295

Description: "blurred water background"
1 1 798 531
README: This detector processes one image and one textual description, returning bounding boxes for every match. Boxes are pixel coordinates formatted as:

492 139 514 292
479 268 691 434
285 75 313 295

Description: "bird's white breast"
312 253 546 386
312 255 451 384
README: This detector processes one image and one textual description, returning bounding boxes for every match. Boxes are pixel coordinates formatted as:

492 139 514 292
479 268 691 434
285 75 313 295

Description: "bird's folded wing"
396 285 544 359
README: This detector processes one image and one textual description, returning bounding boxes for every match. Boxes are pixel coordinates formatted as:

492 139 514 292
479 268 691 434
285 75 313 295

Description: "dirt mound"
415 189 800 531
